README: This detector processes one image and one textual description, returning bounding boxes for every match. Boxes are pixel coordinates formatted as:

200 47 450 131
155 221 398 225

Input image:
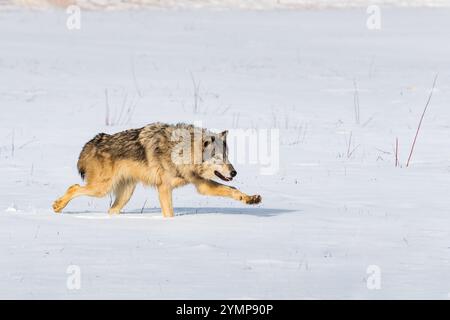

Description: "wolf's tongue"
214 171 232 182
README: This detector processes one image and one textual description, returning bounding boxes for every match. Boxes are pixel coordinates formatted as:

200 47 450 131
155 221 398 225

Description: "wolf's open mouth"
214 171 232 182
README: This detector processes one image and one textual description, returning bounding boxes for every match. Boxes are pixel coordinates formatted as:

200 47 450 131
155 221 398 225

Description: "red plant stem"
406 74 438 168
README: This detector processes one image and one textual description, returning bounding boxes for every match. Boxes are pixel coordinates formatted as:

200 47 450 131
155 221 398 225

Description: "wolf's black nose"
230 170 237 177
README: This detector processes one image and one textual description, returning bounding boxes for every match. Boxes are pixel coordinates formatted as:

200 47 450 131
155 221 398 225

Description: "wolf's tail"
77 163 86 180
77 133 109 181
77 153 87 180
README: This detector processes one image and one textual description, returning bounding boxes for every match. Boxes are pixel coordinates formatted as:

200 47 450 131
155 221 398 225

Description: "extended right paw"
242 194 262 205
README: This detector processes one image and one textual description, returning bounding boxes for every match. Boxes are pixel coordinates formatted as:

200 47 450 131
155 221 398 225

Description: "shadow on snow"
64 207 297 217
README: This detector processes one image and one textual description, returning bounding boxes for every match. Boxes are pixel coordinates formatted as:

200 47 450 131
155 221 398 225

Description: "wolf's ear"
203 136 215 149
220 130 228 139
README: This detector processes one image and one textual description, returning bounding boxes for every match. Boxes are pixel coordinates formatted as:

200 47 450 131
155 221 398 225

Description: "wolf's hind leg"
109 182 136 214
194 179 262 205
52 184 85 213
52 183 111 213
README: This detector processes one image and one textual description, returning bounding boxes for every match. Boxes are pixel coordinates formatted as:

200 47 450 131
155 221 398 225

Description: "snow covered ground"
0 7 450 299
3 0 450 10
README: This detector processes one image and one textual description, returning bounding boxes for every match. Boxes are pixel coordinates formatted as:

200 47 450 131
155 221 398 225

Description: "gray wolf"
52 123 262 217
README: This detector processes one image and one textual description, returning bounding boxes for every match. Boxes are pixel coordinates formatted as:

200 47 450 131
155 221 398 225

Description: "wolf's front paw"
108 208 121 215
52 199 64 213
243 194 262 205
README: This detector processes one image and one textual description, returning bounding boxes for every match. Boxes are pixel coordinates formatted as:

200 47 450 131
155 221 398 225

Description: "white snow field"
1 7 450 299
3 0 450 10
4 0 450 10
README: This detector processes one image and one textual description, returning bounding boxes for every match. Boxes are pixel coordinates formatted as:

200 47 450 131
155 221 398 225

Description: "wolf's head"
198 130 236 182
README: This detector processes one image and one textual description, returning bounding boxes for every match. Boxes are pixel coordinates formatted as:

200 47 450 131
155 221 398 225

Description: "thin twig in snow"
11 129 15 158
346 131 360 158
105 89 110 126
395 137 399 167
131 55 143 97
190 72 201 113
18 137 37 150
141 199 147 214
406 74 438 167
353 79 360 125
